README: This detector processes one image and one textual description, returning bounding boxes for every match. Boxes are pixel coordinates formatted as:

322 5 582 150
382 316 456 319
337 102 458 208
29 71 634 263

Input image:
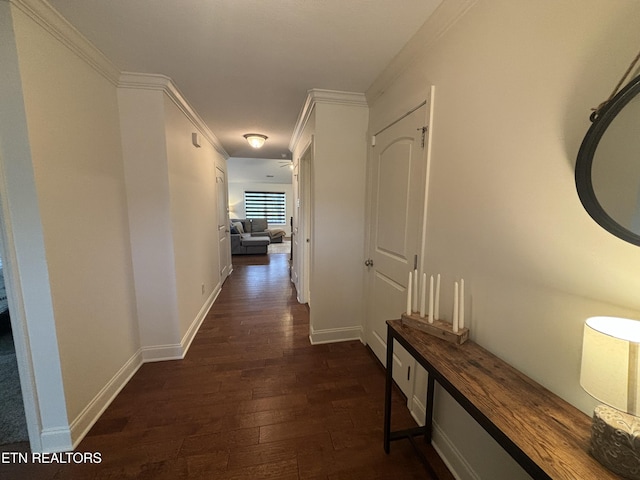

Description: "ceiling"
47 0 442 172
227 158 293 185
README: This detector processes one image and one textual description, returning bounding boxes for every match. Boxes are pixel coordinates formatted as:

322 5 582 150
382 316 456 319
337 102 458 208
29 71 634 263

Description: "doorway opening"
0 241 28 446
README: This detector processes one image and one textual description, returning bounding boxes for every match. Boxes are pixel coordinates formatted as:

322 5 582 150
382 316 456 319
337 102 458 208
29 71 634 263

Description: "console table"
383 319 620 480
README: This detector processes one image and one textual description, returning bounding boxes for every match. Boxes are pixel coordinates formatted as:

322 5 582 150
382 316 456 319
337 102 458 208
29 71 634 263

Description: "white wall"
228 182 293 236
0 1 71 452
1 1 229 451
367 0 640 478
291 92 369 343
164 95 225 339
7 0 139 448
118 87 181 353
312 103 369 337
119 75 227 357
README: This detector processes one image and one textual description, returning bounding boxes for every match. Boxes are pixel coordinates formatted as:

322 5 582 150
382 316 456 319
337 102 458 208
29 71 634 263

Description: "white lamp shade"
244 134 267 149
580 316 640 415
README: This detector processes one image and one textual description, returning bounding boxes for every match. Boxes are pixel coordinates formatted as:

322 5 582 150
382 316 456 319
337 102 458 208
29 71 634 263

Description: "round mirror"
576 74 640 246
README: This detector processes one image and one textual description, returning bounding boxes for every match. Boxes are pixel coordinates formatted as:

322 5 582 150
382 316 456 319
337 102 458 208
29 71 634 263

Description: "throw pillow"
232 221 244 234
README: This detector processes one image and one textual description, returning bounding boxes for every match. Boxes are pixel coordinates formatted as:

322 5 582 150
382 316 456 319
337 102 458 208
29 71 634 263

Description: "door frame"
0 155 50 452
418 86 436 276
296 138 314 306
363 86 436 399
215 164 231 281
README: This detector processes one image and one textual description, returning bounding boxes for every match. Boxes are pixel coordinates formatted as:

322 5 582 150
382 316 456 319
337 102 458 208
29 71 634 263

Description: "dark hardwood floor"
1 253 453 479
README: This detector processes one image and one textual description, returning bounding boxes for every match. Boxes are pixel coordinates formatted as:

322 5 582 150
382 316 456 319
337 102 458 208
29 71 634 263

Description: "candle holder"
401 312 469 345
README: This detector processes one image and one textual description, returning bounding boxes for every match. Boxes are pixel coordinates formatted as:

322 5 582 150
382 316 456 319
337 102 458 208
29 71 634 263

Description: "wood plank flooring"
0 253 453 479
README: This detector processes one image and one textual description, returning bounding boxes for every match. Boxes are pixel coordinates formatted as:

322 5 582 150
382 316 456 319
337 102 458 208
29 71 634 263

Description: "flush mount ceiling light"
243 133 268 149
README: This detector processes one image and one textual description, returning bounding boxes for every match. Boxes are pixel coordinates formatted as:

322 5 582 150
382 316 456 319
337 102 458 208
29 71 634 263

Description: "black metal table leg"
425 374 435 444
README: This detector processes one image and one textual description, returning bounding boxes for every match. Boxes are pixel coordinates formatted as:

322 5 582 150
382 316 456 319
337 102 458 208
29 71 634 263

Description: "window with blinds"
244 191 286 224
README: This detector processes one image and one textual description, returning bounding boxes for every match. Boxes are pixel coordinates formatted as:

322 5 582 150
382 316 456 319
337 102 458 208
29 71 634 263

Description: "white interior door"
301 145 313 307
292 163 300 288
366 103 428 398
216 166 231 280
294 141 313 306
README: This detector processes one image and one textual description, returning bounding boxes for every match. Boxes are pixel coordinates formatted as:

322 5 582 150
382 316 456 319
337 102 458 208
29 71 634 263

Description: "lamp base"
591 404 640 479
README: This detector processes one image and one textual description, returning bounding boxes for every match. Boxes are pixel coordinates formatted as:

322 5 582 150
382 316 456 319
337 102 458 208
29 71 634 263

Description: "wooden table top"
387 319 620 480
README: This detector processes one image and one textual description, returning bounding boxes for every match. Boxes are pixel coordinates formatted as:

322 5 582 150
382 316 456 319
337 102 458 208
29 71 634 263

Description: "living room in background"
244 191 286 225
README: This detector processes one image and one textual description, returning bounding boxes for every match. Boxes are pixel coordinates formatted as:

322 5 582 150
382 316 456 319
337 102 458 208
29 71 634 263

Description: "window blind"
244 191 286 224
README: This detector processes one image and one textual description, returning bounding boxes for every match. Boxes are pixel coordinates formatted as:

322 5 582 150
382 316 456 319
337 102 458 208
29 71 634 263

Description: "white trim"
419 86 436 275
410 394 478 480
366 0 478 104
308 325 364 345
1 2 228 453
306 89 369 107
8 0 120 85
0 3 71 452
140 344 183 362
179 283 221 357
7 2 227 159
289 94 315 154
297 137 314 306
289 89 367 152
69 351 143 450
40 427 72 453
68 284 220 448
119 72 229 159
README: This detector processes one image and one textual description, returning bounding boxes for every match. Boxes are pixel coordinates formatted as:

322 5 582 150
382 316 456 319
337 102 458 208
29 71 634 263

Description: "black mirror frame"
575 74 640 246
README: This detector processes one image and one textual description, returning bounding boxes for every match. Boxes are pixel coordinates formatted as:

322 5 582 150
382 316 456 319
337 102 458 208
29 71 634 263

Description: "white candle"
434 274 440 320
428 275 434 323
413 269 419 313
453 281 459 333
407 271 412 314
419 273 426 318
459 278 465 329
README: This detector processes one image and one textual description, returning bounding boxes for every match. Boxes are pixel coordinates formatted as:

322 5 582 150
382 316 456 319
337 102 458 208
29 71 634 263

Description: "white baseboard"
140 344 183 362
69 350 143 450
140 283 220 362
410 395 479 480
40 427 73 453
308 325 363 345
67 287 219 450
180 284 220 357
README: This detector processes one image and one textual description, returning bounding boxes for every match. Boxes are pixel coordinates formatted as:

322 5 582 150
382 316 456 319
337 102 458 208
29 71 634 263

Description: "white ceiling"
227 158 293 185
47 0 441 177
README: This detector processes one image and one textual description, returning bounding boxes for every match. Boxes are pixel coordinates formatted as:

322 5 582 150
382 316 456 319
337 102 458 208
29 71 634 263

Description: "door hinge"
417 126 428 148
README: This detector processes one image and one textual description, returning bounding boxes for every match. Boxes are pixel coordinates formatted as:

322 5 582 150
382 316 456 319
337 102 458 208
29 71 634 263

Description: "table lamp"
580 316 640 479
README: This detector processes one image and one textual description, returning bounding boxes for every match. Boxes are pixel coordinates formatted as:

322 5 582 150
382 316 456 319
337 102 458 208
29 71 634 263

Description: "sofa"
230 218 278 255
230 218 286 255
231 233 269 255
240 218 286 243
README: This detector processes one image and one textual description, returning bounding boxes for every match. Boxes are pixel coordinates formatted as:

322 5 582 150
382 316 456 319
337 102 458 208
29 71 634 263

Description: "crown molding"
7 0 120 85
119 72 229 159
289 89 367 153
306 89 368 108
4 1 229 159
366 0 478 104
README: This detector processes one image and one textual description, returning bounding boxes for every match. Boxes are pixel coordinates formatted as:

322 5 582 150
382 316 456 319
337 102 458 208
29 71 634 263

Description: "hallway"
1 253 450 479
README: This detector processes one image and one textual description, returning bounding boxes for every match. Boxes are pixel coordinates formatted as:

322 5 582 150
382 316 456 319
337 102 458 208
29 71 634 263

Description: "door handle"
364 259 374 267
